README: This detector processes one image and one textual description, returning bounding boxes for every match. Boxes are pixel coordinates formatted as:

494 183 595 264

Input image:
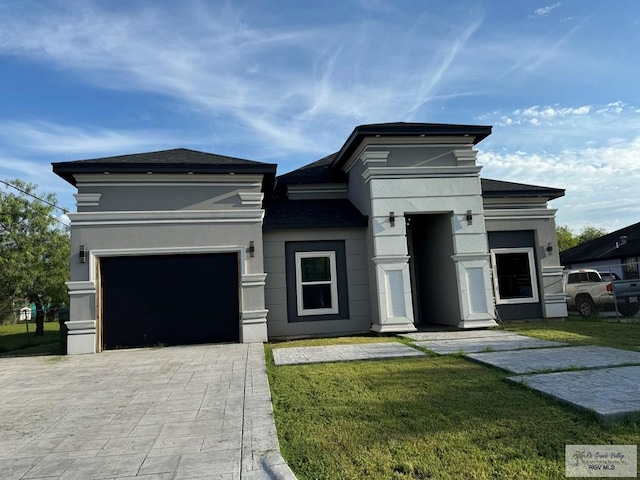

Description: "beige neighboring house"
53 122 567 354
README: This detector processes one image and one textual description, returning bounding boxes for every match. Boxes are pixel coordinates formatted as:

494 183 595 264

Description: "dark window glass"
495 252 533 299
301 257 331 282
568 273 580 284
586 272 601 282
302 285 333 309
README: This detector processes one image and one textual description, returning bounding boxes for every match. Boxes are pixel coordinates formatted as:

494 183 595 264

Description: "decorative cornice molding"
241 309 269 324
67 209 265 226
238 192 264 206
484 208 557 220
362 165 482 182
372 255 411 265
241 273 268 287
453 149 478 166
344 149 389 173
542 266 565 276
73 193 102 207
66 281 96 295
74 173 264 187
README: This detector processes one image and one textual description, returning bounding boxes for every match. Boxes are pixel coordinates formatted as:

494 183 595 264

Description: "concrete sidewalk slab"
0 344 296 480
508 366 640 423
467 345 640 374
400 330 515 341
413 334 567 354
272 342 425 366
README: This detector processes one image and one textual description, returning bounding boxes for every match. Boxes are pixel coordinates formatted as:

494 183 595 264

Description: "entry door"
101 253 239 349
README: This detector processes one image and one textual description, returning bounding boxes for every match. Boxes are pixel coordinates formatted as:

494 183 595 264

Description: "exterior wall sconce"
546 242 553 253
466 210 473 225
79 245 87 263
389 212 395 227
247 241 255 258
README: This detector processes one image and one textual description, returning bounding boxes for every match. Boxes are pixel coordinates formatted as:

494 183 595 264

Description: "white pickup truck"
563 269 640 317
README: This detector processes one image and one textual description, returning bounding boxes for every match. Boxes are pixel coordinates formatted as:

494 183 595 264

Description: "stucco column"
370 215 417 333
451 253 499 328
65 280 97 354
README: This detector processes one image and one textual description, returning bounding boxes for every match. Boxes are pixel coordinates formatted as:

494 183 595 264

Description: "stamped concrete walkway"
0 344 295 480
401 329 568 354
508 366 640 423
272 330 640 423
272 342 425 366
466 345 640 374
402 330 640 422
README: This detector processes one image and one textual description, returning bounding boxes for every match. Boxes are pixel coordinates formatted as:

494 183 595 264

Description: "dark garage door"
101 253 239 350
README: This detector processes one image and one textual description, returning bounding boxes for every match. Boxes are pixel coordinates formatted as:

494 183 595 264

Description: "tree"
576 226 608 245
0 179 70 333
556 225 578 252
556 225 607 252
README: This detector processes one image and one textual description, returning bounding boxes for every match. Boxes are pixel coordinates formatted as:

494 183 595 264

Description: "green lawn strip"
265 347 639 480
503 318 640 351
0 322 61 356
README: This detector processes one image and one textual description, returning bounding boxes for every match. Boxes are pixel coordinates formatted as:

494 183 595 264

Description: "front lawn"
503 317 640 351
0 321 61 356
266 321 640 479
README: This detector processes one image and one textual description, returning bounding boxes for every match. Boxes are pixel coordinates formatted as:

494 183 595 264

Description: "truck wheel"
618 305 640 317
577 297 597 317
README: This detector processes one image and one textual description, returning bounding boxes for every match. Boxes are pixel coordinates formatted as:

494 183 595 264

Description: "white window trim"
295 251 339 316
490 247 539 305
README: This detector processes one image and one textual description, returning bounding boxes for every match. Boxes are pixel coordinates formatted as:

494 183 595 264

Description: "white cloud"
531 2 563 18
0 121 182 156
487 102 637 132
479 136 640 232
0 2 487 156
511 104 592 121
597 101 626 115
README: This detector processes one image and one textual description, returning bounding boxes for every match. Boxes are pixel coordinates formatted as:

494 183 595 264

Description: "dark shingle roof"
52 148 277 186
481 178 564 199
277 153 340 185
264 199 368 231
560 221 640 265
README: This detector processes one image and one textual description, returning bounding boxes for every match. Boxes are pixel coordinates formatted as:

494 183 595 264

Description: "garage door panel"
101 253 239 350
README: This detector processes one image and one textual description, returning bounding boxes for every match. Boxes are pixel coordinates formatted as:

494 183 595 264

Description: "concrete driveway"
0 344 295 480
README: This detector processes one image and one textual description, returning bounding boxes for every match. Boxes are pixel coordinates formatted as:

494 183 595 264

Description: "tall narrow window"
622 257 639 279
491 248 539 304
295 251 338 316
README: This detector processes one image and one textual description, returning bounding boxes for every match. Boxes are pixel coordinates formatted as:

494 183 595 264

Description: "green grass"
0 321 62 356
503 317 640 351
265 323 640 479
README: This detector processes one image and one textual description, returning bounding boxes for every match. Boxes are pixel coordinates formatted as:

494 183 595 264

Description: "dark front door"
101 253 239 350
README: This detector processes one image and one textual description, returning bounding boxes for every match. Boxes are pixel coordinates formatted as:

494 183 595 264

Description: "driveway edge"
241 343 297 479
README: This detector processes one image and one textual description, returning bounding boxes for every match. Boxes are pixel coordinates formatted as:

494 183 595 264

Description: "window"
285 240 349 322
567 271 602 284
295 252 338 316
491 248 539 304
622 257 639 280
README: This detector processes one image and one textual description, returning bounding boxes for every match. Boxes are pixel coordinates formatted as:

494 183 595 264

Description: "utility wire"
0 179 69 214
0 190 69 228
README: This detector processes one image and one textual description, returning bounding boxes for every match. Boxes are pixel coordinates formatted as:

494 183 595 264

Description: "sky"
0 0 638 233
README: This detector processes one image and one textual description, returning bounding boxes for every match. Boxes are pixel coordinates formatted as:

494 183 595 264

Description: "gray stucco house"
53 122 567 354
